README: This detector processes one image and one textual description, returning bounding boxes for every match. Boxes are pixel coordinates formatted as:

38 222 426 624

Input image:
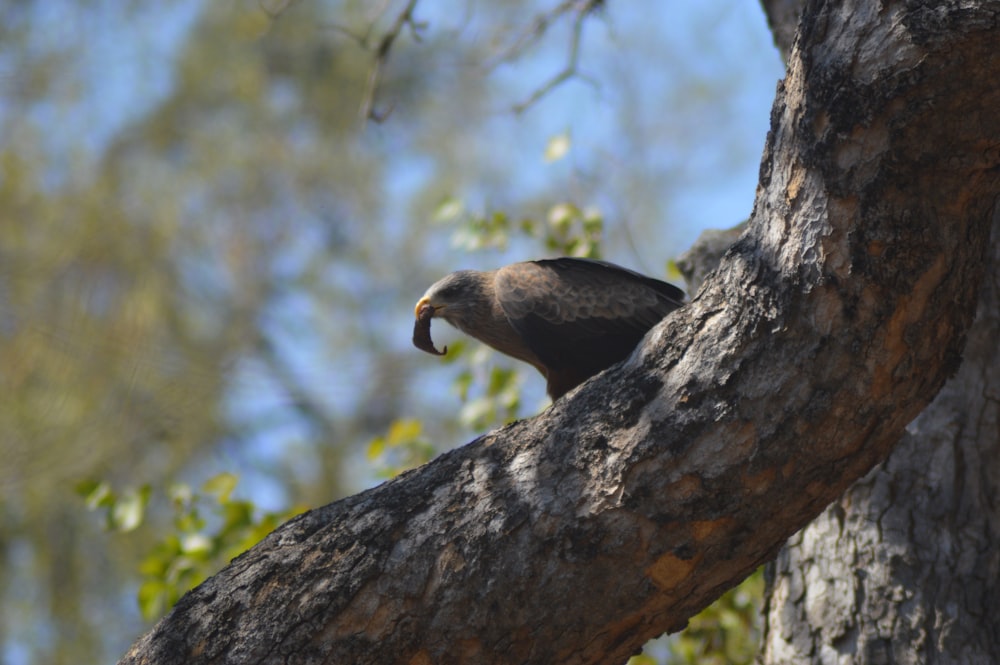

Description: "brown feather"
414 258 685 400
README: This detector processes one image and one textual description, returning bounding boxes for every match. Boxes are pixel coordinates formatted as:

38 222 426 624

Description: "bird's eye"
438 284 461 299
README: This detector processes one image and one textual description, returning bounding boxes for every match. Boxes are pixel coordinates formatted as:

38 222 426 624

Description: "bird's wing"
494 259 685 383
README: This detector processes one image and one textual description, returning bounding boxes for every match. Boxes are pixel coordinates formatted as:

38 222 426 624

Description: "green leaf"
666 259 684 282
78 480 114 511
627 655 658 665
137 580 171 621
387 419 422 446
168 482 194 505
179 515 205 534
180 532 212 555
367 436 386 460
111 485 150 532
433 197 465 222
221 500 254 530
544 132 571 162
203 472 238 503
547 202 576 231
441 339 467 364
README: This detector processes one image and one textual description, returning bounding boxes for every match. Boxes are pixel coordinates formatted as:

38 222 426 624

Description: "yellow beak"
414 297 436 319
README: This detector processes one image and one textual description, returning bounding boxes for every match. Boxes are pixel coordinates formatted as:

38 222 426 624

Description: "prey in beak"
412 297 447 356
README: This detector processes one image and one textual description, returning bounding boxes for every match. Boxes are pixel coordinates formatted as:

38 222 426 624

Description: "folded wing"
495 258 685 398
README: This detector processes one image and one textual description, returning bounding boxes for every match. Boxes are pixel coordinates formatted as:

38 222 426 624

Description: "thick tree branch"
676 222 746 293
121 2 1000 664
760 209 1000 663
759 0 805 61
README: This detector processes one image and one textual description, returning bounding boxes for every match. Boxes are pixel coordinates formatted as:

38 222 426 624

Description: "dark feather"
494 258 684 397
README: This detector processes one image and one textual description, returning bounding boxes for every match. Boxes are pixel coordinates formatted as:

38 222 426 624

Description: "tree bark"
756 2 1000 663
759 225 1000 664
120 2 1000 664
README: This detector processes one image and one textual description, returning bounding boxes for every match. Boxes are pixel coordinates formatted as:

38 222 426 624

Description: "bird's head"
414 270 485 326
413 270 489 357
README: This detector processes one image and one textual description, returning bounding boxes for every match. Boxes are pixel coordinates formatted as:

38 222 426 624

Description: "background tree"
755 2 1000 663
0 1 777 663
116 0 1000 663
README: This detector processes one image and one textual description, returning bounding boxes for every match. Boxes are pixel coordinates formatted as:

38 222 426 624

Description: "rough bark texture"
120 2 1000 664
756 1 1000 662
760 229 1000 663
676 222 746 293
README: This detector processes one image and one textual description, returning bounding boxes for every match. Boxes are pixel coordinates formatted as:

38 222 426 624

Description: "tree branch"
758 0 805 61
499 0 605 114
120 2 1000 663
358 0 426 122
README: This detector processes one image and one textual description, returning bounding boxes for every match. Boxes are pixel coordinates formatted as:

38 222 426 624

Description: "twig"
257 0 295 21
511 0 603 114
359 0 427 123
488 0 579 68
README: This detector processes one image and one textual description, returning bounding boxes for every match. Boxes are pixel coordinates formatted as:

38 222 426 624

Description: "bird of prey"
413 257 685 400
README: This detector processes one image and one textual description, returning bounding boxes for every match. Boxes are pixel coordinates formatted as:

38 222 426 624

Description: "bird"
413 257 685 400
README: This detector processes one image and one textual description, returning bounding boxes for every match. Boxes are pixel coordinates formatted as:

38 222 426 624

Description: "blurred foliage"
77 481 153 534
625 571 764 665
434 131 602 258
79 474 305 621
0 0 778 662
367 418 436 478
456 357 524 430
437 197 604 258
668 568 764 665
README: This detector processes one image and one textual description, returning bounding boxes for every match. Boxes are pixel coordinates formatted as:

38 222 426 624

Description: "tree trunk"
759 227 1000 664
120 2 1000 664
755 2 1000 663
